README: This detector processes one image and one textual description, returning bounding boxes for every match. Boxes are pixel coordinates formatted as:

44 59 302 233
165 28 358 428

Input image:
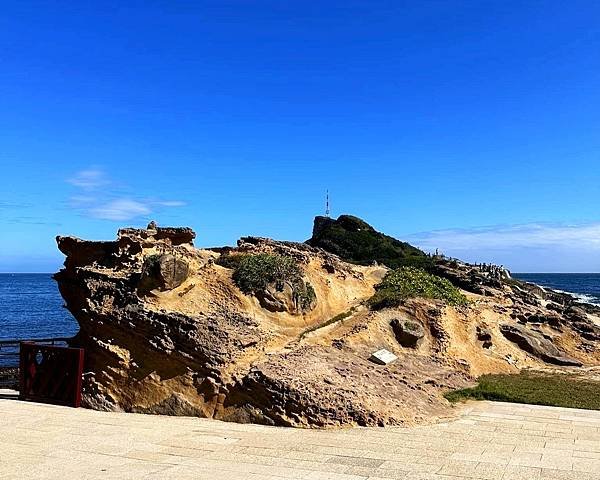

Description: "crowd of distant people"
430 249 510 280
474 262 508 279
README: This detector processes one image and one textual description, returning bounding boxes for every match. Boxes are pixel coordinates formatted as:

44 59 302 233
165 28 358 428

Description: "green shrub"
294 282 316 311
216 252 248 270
232 253 316 311
369 267 468 309
233 254 300 293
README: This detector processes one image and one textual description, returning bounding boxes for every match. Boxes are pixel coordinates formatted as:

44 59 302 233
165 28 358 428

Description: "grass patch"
445 372 600 410
369 267 468 310
232 253 316 311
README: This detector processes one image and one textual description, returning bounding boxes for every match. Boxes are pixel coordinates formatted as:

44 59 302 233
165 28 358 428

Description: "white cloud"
66 168 186 222
89 199 151 221
405 222 600 271
407 222 600 252
156 200 187 207
67 168 109 189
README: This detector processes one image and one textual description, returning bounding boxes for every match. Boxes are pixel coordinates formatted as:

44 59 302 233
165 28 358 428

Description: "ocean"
512 273 600 305
0 274 79 341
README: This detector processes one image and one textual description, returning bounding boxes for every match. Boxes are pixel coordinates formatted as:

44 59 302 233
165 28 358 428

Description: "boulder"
571 321 600 342
566 306 589 322
255 288 287 312
139 254 190 292
390 318 425 348
499 324 581 367
476 325 493 349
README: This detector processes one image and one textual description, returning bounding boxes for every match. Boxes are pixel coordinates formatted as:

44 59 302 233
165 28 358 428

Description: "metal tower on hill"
325 190 330 217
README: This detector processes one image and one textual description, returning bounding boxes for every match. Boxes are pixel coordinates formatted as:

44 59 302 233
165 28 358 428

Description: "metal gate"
19 341 84 407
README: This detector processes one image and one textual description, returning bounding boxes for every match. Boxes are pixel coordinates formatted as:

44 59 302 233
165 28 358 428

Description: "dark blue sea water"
513 273 600 305
0 274 79 341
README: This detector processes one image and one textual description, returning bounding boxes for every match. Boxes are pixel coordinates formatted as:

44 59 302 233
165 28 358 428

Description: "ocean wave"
572 293 600 305
549 287 600 305
526 284 600 306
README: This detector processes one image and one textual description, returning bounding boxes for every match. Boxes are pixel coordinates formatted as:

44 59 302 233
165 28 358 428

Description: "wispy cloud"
0 201 33 209
67 168 109 189
156 200 187 207
7 216 62 226
406 222 600 252
67 168 186 222
89 199 152 221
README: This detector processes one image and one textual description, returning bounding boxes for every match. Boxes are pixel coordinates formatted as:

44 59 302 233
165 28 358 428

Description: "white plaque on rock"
369 349 397 365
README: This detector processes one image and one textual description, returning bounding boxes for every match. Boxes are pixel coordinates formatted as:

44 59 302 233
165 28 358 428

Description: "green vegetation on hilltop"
445 372 600 411
232 253 316 310
307 215 433 269
369 267 468 309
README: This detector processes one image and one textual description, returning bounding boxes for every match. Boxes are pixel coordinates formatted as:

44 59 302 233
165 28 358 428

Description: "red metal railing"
0 338 72 389
19 342 84 407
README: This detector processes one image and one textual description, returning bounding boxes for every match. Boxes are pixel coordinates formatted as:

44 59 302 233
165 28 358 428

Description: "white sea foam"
549 287 600 305
572 293 600 305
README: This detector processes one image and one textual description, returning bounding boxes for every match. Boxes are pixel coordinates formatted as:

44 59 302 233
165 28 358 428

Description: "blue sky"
1 1 599 272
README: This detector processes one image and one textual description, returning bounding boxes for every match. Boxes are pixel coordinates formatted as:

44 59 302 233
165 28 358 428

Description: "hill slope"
307 215 431 269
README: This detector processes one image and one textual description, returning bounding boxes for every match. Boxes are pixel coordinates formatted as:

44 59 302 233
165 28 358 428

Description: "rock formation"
390 318 425 348
54 217 600 428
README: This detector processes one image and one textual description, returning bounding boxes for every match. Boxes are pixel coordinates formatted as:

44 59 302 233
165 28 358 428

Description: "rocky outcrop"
222 345 467 427
58 223 469 427
432 261 502 295
476 325 493 349
54 217 600 428
499 324 582 367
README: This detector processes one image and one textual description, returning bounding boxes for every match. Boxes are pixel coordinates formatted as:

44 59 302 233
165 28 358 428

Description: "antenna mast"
325 190 330 217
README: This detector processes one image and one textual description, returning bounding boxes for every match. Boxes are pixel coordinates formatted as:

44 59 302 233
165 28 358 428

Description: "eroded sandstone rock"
499 324 582 367
476 325 493 349
390 318 425 348
139 254 190 292
53 220 600 428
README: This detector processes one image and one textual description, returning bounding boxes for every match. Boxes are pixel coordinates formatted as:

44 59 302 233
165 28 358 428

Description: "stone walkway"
1 390 600 479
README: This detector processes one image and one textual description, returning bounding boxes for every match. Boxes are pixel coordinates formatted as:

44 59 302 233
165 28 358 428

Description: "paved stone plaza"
1 390 600 479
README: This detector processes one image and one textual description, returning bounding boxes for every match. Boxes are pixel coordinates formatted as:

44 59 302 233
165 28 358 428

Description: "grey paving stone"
1 395 599 480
